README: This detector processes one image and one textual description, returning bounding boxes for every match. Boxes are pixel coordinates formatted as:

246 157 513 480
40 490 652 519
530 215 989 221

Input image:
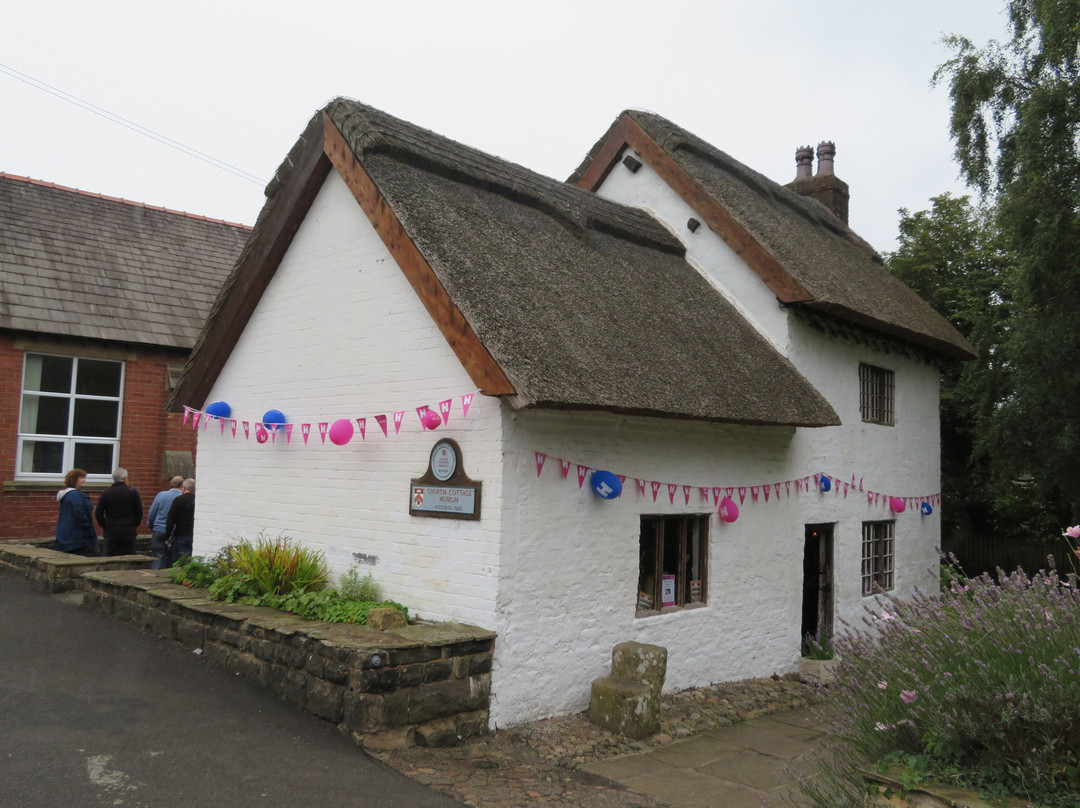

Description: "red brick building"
0 173 249 540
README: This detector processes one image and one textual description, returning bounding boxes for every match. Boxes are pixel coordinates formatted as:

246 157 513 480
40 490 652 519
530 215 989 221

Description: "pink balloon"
422 409 442 430
328 418 354 445
889 497 906 513
718 496 739 523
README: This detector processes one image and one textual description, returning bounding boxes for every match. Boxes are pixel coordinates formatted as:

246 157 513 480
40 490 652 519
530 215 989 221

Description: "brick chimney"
785 141 849 223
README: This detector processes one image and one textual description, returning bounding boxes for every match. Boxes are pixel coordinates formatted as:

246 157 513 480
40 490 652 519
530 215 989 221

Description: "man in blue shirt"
147 476 183 569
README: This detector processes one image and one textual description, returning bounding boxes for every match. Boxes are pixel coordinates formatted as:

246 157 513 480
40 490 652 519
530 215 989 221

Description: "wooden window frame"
859 363 895 426
637 514 709 617
861 520 895 596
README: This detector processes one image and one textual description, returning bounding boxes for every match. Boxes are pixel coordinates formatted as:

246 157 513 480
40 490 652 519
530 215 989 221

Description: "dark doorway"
802 523 834 646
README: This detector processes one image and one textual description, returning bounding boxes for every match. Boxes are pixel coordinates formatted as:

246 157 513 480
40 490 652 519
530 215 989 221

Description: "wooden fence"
941 534 1076 578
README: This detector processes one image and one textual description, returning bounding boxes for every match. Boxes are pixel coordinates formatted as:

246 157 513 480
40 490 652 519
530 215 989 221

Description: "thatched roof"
569 111 976 361
0 173 250 350
171 99 839 427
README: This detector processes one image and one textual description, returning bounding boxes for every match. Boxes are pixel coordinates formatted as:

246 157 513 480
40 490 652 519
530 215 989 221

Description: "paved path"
582 708 824 807
0 569 463 808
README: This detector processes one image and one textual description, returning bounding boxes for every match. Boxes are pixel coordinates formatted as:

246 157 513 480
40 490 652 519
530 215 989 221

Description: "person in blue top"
54 468 99 554
147 476 184 569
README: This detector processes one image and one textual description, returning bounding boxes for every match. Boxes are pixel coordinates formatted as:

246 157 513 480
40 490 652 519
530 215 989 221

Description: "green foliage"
166 536 407 625
795 565 1080 808
934 1 1080 524
337 565 380 601
801 633 835 660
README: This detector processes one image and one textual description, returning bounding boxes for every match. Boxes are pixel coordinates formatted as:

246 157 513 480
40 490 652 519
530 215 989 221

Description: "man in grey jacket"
147 476 183 569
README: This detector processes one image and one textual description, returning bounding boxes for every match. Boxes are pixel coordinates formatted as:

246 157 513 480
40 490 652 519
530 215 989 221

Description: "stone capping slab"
78 568 495 750
0 542 153 593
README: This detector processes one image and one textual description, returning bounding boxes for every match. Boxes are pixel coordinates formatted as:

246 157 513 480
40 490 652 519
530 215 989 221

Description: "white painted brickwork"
193 173 505 629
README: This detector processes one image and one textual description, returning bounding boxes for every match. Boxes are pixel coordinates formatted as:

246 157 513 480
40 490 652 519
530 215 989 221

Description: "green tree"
935 0 1080 524
887 195 1036 540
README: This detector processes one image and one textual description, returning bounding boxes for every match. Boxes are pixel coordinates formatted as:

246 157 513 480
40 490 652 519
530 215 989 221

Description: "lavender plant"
795 559 1080 808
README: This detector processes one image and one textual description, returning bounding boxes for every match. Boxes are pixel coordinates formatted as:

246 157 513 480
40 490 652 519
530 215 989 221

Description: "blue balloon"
204 400 231 419
591 470 622 500
262 409 286 431
920 502 933 516
819 475 832 492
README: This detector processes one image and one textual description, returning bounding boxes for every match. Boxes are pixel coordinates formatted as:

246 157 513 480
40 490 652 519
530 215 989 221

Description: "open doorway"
802 523 834 648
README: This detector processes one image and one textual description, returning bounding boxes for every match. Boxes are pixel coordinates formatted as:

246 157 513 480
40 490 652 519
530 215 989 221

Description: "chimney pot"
794 146 814 180
816 141 836 176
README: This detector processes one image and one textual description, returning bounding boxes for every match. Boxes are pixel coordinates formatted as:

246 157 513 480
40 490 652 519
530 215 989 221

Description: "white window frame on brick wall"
859 363 895 426
16 353 124 480
861 520 895 596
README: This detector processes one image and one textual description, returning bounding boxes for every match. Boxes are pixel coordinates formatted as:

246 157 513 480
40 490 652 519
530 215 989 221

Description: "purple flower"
900 690 918 704
1064 525 1080 539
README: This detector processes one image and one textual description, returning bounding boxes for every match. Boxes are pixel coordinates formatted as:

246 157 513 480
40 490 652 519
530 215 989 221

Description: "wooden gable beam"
170 118 333 410
321 114 515 396
574 115 813 304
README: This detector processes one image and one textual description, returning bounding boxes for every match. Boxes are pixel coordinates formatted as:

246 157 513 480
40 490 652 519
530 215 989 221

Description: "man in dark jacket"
165 478 195 568
94 468 143 556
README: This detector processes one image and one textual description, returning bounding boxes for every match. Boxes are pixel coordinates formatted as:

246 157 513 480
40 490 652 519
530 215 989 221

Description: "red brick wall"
0 334 196 540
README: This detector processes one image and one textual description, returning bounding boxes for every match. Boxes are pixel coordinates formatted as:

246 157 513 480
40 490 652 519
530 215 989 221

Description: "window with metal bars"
861 521 895 595
637 515 708 615
859 363 895 425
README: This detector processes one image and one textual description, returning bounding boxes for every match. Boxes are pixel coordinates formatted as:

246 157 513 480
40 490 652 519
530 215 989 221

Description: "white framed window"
861 520 895 595
859 363 895 426
17 353 124 479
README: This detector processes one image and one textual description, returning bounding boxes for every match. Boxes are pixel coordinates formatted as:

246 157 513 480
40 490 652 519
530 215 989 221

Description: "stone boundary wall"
78 568 494 750
0 541 153 592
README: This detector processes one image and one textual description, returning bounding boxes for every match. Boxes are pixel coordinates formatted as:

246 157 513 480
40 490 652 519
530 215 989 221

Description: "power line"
0 62 266 186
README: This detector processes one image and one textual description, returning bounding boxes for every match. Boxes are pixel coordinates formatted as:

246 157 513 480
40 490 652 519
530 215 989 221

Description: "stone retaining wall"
0 542 153 592
79 568 495 750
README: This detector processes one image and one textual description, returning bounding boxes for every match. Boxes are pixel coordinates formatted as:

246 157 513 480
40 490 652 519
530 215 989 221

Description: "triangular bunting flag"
243 421 250 440
416 406 430 429
700 487 710 502
356 418 366 440
393 411 404 435
230 419 237 438
535 452 546 477
285 424 293 445
785 480 791 497
301 423 311 444
738 487 747 504
182 406 192 426
650 481 661 502
638 479 647 497
318 422 329 444
375 414 388 437
683 485 691 505
461 393 474 418
577 465 589 488
559 459 571 480
712 487 722 505
439 399 452 423
616 475 626 485
668 483 677 504
751 486 760 502
192 412 202 431
762 486 770 502
219 417 225 434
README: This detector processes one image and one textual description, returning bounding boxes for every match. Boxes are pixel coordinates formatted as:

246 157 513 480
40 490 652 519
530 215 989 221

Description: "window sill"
5 479 112 492
635 602 707 619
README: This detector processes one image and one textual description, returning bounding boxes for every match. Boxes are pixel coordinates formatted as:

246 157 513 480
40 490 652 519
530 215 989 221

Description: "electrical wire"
0 62 266 186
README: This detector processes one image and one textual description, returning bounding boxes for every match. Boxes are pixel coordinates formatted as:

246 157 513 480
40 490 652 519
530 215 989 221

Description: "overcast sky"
2 1 1009 253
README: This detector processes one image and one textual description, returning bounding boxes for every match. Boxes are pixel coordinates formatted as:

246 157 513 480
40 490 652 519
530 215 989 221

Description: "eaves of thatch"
170 99 839 428
568 110 977 362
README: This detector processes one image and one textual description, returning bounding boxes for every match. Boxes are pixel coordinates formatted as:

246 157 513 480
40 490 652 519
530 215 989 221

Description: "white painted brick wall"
192 172 504 629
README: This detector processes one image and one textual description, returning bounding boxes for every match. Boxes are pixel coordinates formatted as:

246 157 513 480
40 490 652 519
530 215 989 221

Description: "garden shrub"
168 535 407 625
797 562 1080 808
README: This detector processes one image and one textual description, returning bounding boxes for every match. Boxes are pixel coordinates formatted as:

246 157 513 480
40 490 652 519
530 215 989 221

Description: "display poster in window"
690 580 702 603
661 574 676 607
409 438 481 520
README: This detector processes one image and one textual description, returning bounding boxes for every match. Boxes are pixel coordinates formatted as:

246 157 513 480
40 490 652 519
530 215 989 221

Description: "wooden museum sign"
409 438 481 520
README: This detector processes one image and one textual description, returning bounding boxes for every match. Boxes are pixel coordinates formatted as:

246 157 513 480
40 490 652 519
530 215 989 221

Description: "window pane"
685 520 701 602
24 355 73 393
20 440 64 473
73 399 119 438
75 443 114 474
75 359 122 396
20 394 70 434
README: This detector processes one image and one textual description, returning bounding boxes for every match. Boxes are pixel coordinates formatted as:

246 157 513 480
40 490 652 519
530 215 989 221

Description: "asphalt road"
0 569 463 808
